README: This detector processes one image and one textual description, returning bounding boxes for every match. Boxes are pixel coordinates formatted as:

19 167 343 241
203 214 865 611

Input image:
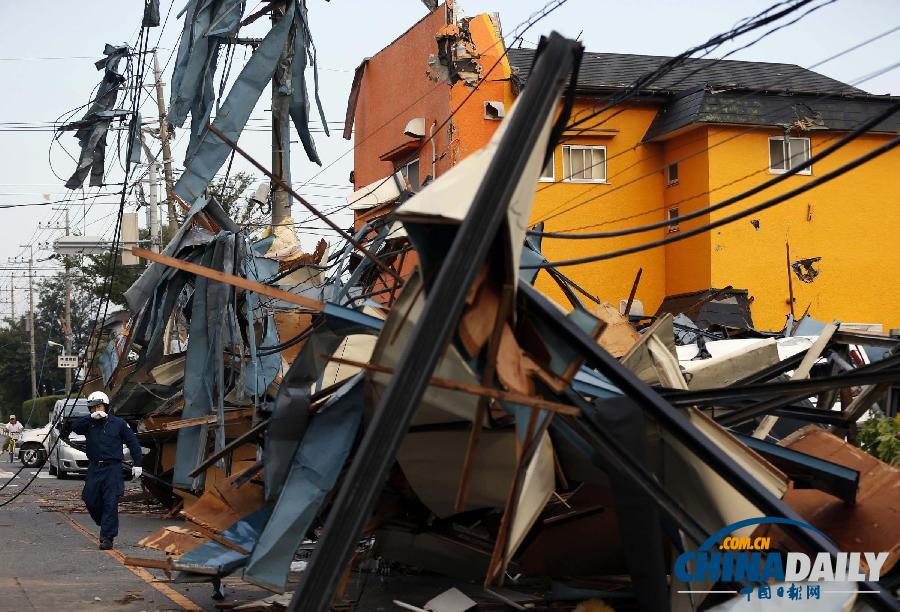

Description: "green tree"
0 318 33 418
207 171 263 228
857 413 900 466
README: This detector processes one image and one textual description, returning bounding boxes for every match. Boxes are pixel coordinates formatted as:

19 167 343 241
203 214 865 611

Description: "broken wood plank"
325 356 580 416
123 556 174 570
456 283 514 512
132 247 324 312
182 519 251 555
147 408 255 433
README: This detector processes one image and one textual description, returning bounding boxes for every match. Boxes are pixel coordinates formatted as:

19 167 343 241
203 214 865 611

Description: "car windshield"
57 401 90 418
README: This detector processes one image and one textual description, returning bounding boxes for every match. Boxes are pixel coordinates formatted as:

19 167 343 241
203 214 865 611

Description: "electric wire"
521 133 900 269
531 99 900 240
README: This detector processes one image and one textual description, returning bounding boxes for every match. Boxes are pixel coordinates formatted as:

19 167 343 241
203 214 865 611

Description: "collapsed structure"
58 3 900 612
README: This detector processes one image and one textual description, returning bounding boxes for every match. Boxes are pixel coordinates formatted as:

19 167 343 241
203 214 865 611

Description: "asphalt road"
0 457 272 611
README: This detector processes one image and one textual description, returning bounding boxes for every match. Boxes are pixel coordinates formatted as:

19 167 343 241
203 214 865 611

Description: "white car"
18 424 51 468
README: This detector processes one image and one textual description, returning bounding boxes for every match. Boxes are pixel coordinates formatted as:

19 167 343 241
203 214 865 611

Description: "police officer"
70 391 143 550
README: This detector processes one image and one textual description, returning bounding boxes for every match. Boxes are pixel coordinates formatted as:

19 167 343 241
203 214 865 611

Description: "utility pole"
17 245 37 402
151 49 177 241
140 134 162 253
44 209 75 393
62 209 73 394
270 5 294 229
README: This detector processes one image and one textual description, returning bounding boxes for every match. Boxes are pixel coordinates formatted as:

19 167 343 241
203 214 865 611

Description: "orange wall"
530 101 668 314
352 6 452 190
662 128 713 296
447 14 515 164
707 127 900 331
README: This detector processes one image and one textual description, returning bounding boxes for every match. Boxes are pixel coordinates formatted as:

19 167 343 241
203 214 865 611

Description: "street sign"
57 355 79 369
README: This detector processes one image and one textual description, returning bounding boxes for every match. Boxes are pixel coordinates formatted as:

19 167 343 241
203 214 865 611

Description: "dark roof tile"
508 47 864 95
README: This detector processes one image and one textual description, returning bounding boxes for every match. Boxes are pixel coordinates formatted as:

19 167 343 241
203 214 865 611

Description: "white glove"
132 466 143 478
91 410 107 420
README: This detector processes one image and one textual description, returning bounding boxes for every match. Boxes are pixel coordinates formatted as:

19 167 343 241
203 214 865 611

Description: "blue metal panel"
244 376 364 591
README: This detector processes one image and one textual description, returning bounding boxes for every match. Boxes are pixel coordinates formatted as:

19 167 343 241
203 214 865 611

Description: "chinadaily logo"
675 518 890 603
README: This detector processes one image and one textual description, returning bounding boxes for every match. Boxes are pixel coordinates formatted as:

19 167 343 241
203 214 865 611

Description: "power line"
522 133 900 268
532 55 900 227
531 100 900 241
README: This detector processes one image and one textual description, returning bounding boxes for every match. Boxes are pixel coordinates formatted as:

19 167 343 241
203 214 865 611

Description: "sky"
0 0 898 318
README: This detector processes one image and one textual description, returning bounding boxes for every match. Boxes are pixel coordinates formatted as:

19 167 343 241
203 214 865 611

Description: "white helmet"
87 391 110 407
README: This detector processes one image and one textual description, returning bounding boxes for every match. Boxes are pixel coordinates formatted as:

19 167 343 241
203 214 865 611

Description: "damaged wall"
706 128 900 330
350 5 453 191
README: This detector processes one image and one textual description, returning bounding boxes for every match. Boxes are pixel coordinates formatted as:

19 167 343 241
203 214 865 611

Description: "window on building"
540 152 555 182
562 145 606 182
667 207 680 233
769 137 811 174
666 162 679 185
401 158 420 191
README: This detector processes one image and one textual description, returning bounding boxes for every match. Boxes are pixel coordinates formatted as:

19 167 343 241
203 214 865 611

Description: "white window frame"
768 136 812 175
667 207 680 233
562 145 607 183
401 158 420 191
666 162 679 186
539 151 555 182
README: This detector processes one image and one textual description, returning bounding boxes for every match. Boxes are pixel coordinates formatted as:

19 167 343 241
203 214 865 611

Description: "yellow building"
347 6 900 331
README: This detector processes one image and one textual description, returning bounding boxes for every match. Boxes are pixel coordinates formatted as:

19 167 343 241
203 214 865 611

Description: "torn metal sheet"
397 429 518 517
244 376 364 592
142 0 161 27
173 1 294 203
61 44 130 189
680 338 780 390
504 431 555 568
757 426 900 575
288 0 330 165
289 34 582 611
174 507 270 575
264 304 381 501
367 272 482 426
753 322 838 440
173 234 240 487
735 433 859 503
622 314 685 388
168 0 242 150
425 588 477 612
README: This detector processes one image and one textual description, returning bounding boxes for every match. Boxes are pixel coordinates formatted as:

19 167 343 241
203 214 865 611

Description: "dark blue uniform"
71 414 142 541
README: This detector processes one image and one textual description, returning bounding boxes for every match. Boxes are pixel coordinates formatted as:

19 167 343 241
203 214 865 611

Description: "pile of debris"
77 33 900 611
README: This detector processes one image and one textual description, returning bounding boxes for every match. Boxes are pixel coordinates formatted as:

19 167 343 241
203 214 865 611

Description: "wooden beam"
142 408 255 434
123 556 173 570
181 520 251 555
455 284 514 513
325 356 580 416
132 247 324 312
188 418 270 478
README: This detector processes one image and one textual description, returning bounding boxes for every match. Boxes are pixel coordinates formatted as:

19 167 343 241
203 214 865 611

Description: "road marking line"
61 512 201 611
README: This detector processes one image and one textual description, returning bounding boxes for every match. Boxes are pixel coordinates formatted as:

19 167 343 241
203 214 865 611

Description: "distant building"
344 3 900 331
